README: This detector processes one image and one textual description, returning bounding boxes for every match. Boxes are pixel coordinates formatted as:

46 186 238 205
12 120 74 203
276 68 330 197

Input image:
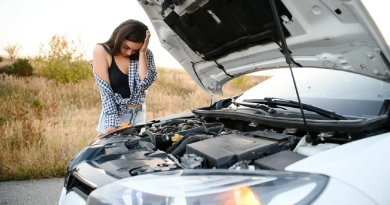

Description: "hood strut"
269 0 312 143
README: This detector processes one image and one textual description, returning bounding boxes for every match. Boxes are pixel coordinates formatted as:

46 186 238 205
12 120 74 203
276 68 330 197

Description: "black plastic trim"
191 108 388 132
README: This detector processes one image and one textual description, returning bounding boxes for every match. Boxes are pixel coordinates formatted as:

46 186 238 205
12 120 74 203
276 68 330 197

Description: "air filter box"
185 134 280 168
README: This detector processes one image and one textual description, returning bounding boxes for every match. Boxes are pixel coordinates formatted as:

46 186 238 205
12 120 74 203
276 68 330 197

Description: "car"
59 0 390 204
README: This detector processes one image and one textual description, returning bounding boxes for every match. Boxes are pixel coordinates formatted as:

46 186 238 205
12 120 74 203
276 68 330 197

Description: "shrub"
3 58 34 77
32 35 92 83
0 56 3 62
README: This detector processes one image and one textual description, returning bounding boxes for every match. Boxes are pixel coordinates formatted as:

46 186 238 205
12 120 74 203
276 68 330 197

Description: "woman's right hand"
95 126 117 140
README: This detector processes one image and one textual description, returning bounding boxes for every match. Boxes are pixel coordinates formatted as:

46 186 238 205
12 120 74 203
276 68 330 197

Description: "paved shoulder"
0 178 64 205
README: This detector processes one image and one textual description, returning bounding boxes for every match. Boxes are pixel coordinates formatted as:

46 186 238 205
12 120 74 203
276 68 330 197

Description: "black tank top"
108 55 131 98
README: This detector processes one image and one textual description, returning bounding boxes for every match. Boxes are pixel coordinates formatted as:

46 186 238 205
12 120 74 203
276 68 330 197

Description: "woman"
92 19 157 139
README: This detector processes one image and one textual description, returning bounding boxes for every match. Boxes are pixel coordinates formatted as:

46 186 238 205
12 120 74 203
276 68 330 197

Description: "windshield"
234 68 390 117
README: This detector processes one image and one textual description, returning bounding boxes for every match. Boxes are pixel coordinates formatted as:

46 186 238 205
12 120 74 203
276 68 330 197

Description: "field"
0 67 270 181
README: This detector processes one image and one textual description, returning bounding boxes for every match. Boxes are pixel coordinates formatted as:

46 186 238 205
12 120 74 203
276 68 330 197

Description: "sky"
0 0 388 69
0 0 183 68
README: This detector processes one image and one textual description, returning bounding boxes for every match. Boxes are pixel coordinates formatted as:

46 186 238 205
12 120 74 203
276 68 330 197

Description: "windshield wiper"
232 101 278 114
243 97 349 120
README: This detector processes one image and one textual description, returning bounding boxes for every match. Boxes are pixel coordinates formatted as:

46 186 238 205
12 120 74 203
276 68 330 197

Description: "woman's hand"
139 30 151 53
95 126 117 140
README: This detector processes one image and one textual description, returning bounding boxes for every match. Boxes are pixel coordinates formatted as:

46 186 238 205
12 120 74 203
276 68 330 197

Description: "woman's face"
120 40 143 58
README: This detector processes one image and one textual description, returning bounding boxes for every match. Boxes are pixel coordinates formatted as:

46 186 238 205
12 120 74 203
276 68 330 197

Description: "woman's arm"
93 45 110 84
138 30 150 81
136 49 157 91
135 30 157 94
92 45 121 135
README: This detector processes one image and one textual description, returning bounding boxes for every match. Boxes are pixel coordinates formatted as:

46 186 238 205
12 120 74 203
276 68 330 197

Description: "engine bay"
87 114 379 179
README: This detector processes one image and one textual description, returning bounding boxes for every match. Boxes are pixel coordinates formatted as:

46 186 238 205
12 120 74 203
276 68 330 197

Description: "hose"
142 130 156 146
161 126 176 134
171 135 213 156
176 122 224 136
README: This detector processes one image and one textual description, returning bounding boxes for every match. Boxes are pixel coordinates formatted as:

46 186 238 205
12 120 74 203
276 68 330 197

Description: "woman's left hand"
140 30 151 52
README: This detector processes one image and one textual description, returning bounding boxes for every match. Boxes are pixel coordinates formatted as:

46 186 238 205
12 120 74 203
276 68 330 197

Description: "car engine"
64 109 389 199
87 116 334 178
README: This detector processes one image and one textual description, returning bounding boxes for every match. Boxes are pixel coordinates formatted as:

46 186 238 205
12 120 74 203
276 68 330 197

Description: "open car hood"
138 0 390 95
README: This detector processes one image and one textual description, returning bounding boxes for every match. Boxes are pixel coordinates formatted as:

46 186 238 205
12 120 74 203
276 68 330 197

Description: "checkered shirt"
91 49 157 128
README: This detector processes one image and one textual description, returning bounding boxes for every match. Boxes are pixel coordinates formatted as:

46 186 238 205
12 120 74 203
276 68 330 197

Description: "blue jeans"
95 104 146 132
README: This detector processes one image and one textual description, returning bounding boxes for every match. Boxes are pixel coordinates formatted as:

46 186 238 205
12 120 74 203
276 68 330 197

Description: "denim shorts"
95 104 146 132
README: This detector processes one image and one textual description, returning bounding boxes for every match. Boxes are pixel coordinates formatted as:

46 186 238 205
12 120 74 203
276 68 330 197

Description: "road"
0 178 64 205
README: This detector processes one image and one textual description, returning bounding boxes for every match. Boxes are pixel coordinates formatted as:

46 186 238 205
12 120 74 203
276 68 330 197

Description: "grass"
0 68 270 181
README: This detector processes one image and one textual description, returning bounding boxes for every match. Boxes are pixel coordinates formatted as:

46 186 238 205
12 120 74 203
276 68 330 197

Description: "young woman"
91 19 157 139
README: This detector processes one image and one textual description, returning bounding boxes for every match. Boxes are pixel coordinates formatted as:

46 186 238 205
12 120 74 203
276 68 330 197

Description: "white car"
59 0 390 204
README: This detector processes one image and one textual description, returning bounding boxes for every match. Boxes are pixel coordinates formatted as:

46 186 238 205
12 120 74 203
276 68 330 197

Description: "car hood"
138 0 390 95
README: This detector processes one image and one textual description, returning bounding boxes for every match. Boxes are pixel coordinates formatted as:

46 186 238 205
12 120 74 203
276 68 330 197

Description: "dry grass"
0 68 270 181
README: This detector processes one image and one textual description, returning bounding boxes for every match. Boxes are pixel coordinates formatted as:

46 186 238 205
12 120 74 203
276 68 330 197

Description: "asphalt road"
0 178 64 205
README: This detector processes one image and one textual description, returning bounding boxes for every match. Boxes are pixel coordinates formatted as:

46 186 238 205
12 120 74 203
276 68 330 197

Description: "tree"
3 43 22 61
32 34 92 83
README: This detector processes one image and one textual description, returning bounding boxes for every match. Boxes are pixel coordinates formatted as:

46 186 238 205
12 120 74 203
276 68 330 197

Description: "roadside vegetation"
0 36 271 181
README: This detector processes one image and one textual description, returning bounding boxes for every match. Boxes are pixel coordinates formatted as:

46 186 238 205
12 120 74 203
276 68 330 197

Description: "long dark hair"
100 19 148 60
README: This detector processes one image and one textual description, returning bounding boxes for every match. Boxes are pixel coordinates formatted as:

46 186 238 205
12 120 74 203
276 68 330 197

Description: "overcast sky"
0 0 388 68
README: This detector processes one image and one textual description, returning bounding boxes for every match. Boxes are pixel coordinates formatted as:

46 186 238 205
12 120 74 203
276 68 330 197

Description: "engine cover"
185 133 280 168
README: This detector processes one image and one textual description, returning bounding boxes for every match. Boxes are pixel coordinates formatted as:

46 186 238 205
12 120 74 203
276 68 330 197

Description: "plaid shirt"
91 49 157 128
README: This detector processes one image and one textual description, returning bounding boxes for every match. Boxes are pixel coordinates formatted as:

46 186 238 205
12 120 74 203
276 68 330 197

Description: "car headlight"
87 169 328 205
